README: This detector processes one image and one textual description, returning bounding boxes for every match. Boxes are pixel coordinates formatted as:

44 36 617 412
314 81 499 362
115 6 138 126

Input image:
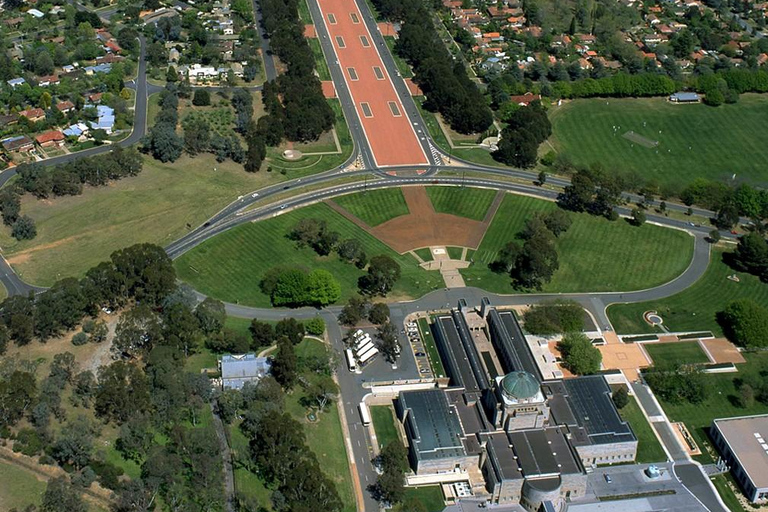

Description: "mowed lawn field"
643 341 710 367
0 155 301 286
607 249 768 335
332 188 409 226
461 194 694 293
617 396 667 464
549 95 768 188
175 202 441 307
426 186 497 221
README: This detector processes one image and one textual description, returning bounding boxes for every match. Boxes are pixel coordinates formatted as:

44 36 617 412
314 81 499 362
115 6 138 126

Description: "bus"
358 345 379 364
359 402 371 426
354 334 372 350
356 340 375 356
345 348 357 373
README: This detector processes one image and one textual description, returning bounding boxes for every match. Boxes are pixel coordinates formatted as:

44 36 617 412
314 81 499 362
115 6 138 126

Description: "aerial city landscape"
0 0 767 510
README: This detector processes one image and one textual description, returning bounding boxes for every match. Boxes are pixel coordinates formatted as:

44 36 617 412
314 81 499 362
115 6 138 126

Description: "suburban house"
37 75 60 87
509 92 542 106
19 108 46 122
219 354 271 390
7 78 26 88
88 105 116 134
35 130 66 148
63 123 89 138
2 135 35 153
56 101 75 114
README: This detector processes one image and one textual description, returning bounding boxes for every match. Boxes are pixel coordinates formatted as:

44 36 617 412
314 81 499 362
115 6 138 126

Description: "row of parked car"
405 321 432 376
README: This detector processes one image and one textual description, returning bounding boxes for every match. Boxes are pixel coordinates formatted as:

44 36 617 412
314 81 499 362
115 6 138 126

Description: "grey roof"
221 354 271 389
670 92 700 101
508 427 581 477
561 376 636 445
487 310 542 380
434 316 481 392
400 389 467 462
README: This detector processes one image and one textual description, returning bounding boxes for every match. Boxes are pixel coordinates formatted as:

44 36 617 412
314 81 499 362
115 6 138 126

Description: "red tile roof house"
56 100 75 113
19 108 46 122
37 74 60 87
35 130 65 148
2 135 35 153
509 93 542 106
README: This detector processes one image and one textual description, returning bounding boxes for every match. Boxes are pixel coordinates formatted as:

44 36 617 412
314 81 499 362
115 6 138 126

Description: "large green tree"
719 299 768 348
557 332 602 375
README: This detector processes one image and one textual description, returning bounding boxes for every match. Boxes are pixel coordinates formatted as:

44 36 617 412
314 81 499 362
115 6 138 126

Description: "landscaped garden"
607 248 768 335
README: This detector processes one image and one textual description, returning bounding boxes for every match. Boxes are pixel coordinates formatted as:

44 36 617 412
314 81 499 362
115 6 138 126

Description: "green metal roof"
501 371 540 400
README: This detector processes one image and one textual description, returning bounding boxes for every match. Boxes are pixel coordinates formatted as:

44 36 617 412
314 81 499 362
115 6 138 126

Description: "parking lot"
405 320 433 379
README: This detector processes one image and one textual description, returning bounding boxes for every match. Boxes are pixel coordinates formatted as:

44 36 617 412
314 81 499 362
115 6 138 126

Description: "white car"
252 192 259 198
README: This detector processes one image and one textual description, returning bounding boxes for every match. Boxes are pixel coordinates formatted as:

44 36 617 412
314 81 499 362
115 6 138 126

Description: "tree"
304 374 338 411
0 371 37 427
41 477 87 512
11 215 37 240
183 116 211 155
244 134 266 172
307 269 341 306
715 202 739 229
271 337 298 389
249 320 275 350
732 232 768 278
739 383 756 409
94 361 151 423
195 297 226 335
368 303 390 325
709 229 721 243
612 387 629 409
304 317 325 335
192 89 211 106
557 332 602 375
339 296 369 326
376 322 400 364
359 255 401 296
718 299 768 348
275 318 305 345
51 416 95 469
538 170 547 185
375 440 408 504
631 208 646 226
337 238 367 268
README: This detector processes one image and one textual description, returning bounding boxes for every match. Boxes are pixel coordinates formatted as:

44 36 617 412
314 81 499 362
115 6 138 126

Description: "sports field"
549 95 768 188
607 248 768 335
175 202 441 306
643 341 710 367
332 188 409 226
461 194 694 293
425 186 496 221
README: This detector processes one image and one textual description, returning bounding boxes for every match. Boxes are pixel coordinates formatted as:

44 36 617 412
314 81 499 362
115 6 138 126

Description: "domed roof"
500 371 540 401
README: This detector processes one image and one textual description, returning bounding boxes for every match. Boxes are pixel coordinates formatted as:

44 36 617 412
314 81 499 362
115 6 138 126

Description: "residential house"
2 135 34 152
3 17 24 29
104 40 122 54
56 101 75 114
87 92 103 103
35 130 66 148
37 75 60 87
0 114 18 126
89 105 116 134
19 108 46 122
62 123 89 138
96 54 124 64
509 92 541 106
84 64 112 75
7 78 26 88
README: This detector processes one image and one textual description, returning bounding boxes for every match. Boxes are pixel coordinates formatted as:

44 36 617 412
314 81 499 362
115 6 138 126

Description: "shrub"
304 317 325 335
71 332 88 346
11 215 37 240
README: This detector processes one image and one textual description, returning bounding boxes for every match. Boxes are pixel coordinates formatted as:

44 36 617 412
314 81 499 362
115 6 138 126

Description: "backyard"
607 248 768 335
460 194 695 293
549 95 768 188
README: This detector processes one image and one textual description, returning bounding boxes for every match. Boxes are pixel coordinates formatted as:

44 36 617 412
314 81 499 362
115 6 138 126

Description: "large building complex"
711 414 768 503
395 299 637 511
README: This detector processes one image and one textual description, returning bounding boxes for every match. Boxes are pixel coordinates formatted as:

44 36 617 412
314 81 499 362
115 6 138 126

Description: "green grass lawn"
0 151 334 286
298 0 312 24
446 246 463 260
607 248 768 335
308 38 331 81
711 473 748 512
0 460 46 511
643 341 710 367
332 188 409 226
176 202 441 307
426 186 497 221
549 95 768 188
371 405 399 448
460 194 694 293
618 397 667 464
403 486 445 512
656 351 768 464
413 247 433 262
418 318 446 378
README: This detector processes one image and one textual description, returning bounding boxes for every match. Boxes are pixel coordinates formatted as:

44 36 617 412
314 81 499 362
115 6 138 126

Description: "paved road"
252 0 277 82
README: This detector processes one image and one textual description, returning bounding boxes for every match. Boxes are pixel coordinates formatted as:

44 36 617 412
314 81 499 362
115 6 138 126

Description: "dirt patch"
366 187 493 253
701 338 746 364
321 81 336 99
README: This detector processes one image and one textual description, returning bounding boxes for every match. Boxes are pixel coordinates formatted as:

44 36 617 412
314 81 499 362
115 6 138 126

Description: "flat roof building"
220 354 271 390
711 414 768 503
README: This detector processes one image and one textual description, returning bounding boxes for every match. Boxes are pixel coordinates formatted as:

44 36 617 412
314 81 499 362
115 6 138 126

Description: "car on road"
252 192 258 198
280 205 287 210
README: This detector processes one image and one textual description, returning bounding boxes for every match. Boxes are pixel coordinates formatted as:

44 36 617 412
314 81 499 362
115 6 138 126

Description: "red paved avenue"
315 0 428 166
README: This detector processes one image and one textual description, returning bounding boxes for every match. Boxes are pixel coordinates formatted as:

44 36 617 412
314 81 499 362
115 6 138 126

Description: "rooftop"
561 376 636 445
220 353 271 389
714 414 768 489
400 389 467 462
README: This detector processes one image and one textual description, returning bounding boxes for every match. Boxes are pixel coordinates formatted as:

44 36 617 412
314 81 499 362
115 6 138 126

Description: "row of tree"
490 209 572 290
371 0 492 134
257 0 335 144
141 85 183 162
289 218 368 266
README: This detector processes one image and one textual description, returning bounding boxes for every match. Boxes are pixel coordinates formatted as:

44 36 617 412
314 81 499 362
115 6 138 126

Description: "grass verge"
308 38 331 81
607 248 768 335
418 318 445 378
413 247 433 262
461 193 694 293
403 486 445 512
618 397 667 464
332 188 409 226
371 405 399 449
